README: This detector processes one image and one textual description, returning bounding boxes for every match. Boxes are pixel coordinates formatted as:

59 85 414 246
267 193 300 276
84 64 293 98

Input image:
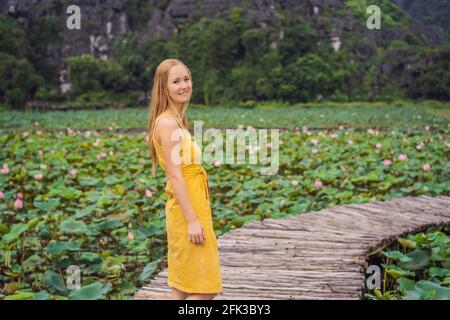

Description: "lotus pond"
365 226 450 300
0 106 449 299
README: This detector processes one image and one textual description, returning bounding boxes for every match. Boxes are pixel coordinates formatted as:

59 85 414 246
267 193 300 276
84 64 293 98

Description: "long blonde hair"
146 59 192 177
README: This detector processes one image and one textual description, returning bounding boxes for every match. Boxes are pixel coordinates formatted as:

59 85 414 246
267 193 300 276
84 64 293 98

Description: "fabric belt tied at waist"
166 165 210 200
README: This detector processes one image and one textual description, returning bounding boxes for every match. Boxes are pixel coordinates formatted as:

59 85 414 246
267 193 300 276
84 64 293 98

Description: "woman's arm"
158 118 206 244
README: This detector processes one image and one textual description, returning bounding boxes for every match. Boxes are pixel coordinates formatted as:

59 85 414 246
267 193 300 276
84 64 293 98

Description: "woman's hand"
187 218 206 245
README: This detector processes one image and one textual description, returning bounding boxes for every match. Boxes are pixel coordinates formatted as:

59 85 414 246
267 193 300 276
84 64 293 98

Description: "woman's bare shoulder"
156 116 178 130
154 116 182 144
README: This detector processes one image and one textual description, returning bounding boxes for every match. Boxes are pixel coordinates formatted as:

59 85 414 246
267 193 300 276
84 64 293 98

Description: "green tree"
280 53 334 102
408 48 450 100
0 53 43 108
66 54 130 95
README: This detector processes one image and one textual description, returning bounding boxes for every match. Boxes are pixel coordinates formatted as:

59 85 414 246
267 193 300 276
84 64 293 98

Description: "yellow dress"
152 115 223 294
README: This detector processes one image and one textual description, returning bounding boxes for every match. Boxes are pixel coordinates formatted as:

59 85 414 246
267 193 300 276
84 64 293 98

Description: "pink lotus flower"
108 126 113 131
383 160 392 166
422 163 431 172
330 133 338 139
311 148 319 154
34 173 43 180
348 140 354 145
127 231 134 241
367 128 374 135
14 198 23 211
36 130 43 136
376 143 382 149
145 189 153 198
398 154 408 161
339 125 344 130
0 191 4 199
96 154 101 160
67 128 74 135
85 130 91 138
291 180 298 187
314 180 323 188
70 168 77 177
93 138 101 147
17 192 23 199
100 151 107 158
1 164 9 175
311 139 318 145
37 150 44 157
213 160 221 168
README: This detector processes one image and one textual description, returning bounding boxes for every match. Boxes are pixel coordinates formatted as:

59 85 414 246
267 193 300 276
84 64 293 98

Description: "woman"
146 59 223 300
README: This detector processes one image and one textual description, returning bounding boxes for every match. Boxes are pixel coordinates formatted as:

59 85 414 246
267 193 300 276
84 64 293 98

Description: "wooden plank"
135 196 450 300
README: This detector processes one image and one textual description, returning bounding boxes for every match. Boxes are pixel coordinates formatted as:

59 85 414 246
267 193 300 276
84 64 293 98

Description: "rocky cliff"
1 0 448 94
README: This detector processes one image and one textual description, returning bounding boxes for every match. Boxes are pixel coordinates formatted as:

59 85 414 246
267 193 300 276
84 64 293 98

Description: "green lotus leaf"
139 259 161 282
45 270 69 296
382 250 413 263
48 186 82 200
1 223 29 245
68 282 112 300
33 198 60 212
59 219 88 234
46 241 81 254
399 249 431 271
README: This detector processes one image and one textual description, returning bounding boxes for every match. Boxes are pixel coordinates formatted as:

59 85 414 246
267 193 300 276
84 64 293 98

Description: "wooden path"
135 195 450 300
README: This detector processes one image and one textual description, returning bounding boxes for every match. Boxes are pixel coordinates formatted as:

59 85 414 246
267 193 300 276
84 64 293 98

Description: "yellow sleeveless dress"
152 115 223 294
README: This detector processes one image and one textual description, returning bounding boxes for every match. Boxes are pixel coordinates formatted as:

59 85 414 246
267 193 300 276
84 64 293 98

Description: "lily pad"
45 270 69 296
399 249 431 271
46 241 81 254
1 223 29 245
139 260 161 282
68 282 112 300
404 280 450 300
59 219 88 234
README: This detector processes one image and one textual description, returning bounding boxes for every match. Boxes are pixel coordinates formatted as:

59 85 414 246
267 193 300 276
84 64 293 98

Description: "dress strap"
153 114 189 145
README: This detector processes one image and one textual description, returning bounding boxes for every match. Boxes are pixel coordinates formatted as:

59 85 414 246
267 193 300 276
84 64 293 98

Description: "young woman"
146 59 223 300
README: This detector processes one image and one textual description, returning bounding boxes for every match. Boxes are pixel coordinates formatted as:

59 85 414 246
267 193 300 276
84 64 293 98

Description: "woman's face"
167 64 192 107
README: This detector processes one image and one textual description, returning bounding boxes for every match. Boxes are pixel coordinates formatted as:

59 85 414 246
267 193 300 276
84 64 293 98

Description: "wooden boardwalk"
135 195 450 300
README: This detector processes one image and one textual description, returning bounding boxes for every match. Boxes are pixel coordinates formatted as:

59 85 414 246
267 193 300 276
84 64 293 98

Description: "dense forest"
1 0 449 108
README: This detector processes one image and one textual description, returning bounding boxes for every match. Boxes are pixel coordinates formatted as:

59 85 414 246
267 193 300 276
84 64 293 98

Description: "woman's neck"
167 104 184 118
